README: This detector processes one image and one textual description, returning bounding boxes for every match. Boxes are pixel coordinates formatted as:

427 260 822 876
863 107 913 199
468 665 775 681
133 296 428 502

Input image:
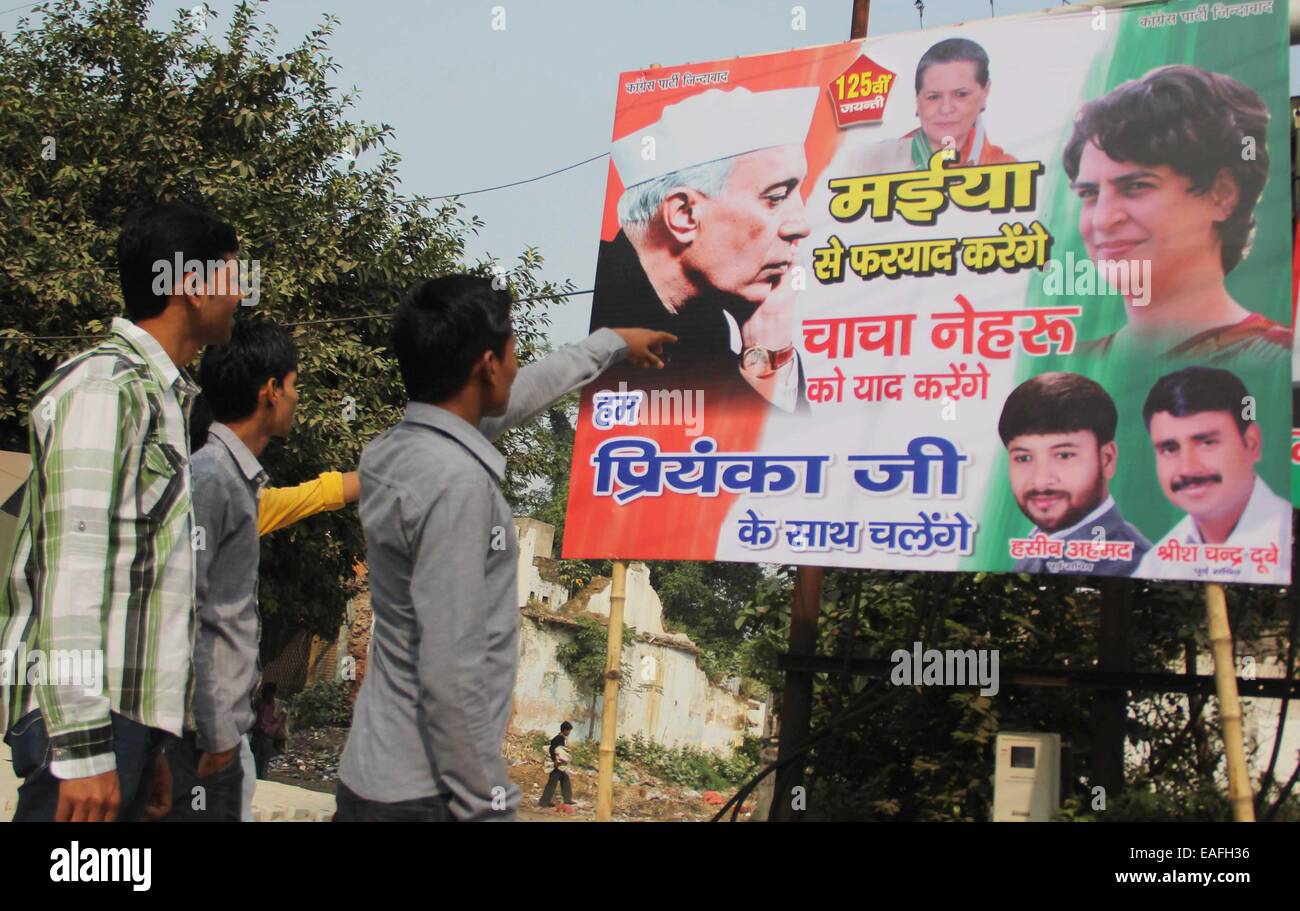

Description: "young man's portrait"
998 371 1149 576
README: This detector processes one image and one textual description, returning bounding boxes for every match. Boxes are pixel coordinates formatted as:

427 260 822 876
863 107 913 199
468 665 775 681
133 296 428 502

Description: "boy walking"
540 721 574 807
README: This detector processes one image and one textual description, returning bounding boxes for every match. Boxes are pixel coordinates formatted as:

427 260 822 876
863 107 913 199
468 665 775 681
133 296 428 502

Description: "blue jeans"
335 779 455 822
161 731 244 822
4 709 169 822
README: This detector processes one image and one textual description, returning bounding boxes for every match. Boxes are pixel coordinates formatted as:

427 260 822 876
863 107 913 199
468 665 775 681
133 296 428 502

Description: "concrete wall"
512 613 765 754
577 562 666 637
510 520 765 754
515 518 570 611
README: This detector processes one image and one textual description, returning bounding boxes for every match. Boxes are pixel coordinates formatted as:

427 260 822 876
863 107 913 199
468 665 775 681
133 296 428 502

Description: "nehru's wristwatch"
740 344 796 379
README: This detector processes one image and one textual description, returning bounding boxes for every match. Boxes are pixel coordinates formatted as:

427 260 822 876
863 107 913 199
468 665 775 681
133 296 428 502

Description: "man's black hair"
1062 65 1269 274
198 319 298 423
189 393 216 453
1142 366 1252 436
391 275 513 404
915 37 990 93
117 202 240 322
998 372 1118 446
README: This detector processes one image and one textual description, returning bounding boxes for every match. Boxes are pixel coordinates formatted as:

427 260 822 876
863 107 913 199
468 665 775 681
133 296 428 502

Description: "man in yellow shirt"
258 470 358 536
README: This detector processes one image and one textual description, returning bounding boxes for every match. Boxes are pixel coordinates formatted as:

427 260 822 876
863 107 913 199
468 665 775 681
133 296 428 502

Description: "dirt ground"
265 727 753 822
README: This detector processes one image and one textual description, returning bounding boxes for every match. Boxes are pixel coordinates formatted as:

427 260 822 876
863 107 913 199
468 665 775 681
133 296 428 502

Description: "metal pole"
1205 583 1255 821
770 565 824 820
850 0 870 39
595 560 628 821
1092 579 1130 797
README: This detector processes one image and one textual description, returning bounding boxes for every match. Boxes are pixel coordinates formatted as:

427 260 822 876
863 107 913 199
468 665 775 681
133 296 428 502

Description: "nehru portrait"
591 86 819 410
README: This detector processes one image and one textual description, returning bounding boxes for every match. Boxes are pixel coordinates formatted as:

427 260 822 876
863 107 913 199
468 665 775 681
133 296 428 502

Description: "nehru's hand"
612 329 677 369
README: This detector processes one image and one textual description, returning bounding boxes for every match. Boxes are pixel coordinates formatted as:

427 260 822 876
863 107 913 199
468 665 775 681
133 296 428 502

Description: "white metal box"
993 732 1060 822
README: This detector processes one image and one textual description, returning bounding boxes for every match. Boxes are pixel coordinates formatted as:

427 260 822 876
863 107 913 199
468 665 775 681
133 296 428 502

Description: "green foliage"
289 679 352 728
563 733 756 791
567 738 600 771
616 732 758 791
0 0 573 655
1053 786 1240 823
554 617 633 697
652 560 765 643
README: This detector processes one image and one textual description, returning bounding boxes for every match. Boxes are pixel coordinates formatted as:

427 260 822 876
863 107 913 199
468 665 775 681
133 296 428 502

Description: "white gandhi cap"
611 86 820 188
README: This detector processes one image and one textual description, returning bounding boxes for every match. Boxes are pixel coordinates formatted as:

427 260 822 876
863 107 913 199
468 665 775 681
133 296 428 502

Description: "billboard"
564 0 1292 585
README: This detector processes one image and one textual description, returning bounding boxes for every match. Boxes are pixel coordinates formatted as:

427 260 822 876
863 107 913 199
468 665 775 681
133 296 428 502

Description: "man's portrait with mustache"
998 372 1149 576
1136 366 1291 580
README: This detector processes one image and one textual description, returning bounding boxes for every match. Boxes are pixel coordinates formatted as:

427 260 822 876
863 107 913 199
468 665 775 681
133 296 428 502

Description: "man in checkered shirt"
1 202 243 821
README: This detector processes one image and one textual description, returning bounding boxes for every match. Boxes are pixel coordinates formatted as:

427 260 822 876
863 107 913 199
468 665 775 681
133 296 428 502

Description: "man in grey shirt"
166 319 300 821
336 275 673 821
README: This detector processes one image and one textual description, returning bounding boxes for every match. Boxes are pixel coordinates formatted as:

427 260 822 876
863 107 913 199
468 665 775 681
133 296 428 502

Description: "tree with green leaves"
0 0 573 656
554 617 635 741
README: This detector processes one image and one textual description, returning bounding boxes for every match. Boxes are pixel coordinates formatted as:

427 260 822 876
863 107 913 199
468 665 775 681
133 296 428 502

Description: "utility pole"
850 0 870 39
770 565 825 820
1092 579 1130 798
769 0 870 822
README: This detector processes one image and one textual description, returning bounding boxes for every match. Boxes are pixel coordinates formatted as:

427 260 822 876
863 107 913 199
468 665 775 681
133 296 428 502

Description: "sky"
3 0 1298 343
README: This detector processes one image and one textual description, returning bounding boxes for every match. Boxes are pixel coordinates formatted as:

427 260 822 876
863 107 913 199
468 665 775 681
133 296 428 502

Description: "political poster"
563 0 1292 585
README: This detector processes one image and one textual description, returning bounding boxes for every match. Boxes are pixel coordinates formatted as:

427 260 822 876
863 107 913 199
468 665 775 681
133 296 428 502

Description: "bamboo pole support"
595 560 628 821
1204 582 1254 822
